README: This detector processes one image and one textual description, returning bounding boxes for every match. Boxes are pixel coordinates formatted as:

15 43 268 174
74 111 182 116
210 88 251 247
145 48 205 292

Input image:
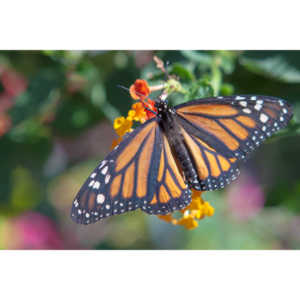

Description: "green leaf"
9 68 65 126
184 79 214 101
217 50 239 74
220 83 234 95
170 63 195 82
240 55 300 83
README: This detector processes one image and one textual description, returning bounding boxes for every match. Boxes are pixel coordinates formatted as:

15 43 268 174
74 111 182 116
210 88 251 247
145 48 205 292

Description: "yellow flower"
158 190 215 229
131 102 147 123
176 214 199 230
113 117 133 137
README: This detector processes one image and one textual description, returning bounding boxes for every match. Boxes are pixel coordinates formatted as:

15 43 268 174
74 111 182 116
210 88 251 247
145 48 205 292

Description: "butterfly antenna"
117 84 157 116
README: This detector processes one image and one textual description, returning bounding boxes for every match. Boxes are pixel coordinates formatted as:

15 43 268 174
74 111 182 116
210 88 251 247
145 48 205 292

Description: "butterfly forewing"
71 118 191 224
175 95 293 191
175 95 293 161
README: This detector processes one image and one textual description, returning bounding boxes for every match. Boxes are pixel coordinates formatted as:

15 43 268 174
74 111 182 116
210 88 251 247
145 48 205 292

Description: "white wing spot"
257 100 263 104
254 104 262 111
236 96 246 100
90 173 97 178
93 181 100 189
105 205 110 210
85 213 90 218
283 108 288 114
89 180 95 187
260 113 269 123
105 175 111 184
101 166 108 175
262 126 266 131
243 108 251 114
97 194 105 204
251 96 257 100
239 101 247 107
99 160 107 169
74 199 79 207
280 116 284 121
78 209 82 215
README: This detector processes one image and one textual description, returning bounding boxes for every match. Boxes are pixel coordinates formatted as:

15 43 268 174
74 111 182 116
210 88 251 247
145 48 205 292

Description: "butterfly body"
156 99 202 190
71 95 293 225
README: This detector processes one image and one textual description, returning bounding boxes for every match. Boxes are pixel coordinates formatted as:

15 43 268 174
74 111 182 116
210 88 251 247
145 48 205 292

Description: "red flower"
129 79 150 100
144 99 156 119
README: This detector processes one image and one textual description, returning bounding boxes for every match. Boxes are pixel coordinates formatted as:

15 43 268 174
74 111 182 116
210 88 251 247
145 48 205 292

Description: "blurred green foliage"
1 50 300 249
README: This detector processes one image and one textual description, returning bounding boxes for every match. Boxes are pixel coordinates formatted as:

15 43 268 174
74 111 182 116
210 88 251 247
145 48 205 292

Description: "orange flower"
129 79 150 100
130 102 147 123
144 99 156 120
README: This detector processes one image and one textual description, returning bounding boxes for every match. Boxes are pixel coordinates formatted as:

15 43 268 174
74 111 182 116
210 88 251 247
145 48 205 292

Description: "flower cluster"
0 67 27 136
112 78 215 229
158 190 214 229
112 79 157 148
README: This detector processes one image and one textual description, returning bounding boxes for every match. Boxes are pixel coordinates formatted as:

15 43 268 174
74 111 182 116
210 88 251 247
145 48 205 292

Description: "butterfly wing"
175 95 293 191
71 118 191 225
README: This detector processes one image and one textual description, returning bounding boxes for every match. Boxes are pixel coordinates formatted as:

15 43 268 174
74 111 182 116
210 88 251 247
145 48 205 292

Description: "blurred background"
0 50 300 249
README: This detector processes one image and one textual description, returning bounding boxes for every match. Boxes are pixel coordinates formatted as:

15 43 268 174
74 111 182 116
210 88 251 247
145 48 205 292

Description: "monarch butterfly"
71 94 293 225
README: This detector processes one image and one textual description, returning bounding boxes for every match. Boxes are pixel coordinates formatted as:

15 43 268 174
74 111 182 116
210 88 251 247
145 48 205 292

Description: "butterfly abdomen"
158 107 202 190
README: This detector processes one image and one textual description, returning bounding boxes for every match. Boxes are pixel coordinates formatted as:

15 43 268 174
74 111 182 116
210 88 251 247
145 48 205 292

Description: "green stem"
211 55 222 96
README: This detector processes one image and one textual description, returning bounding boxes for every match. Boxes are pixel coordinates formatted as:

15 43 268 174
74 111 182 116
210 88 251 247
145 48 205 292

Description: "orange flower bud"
129 79 150 100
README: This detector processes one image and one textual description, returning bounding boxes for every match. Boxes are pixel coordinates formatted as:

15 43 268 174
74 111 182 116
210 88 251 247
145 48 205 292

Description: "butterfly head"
155 98 169 118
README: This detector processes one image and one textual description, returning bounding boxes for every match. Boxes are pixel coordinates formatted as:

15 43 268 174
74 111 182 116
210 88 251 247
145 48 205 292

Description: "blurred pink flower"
227 172 265 221
4 212 64 249
0 67 27 136
1 68 27 98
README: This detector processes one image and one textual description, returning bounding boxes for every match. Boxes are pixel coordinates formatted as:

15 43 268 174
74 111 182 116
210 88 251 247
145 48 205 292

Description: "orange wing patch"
177 104 238 116
180 127 209 180
205 151 221 177
179 113 240 151
217 155 231 172
162 134 186 189
115 121 156 172
136 128 155 198
150 194 157 205
219 119 249 140
157 148 165 182
165 170 182 198
159 185 171 203
122 162 135 198
235 116 256 128
110 174 122 198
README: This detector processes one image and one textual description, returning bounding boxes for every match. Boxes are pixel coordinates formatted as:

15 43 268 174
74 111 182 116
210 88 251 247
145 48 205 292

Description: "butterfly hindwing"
71 118 191 224
179 124 240 191
140 129 191 215
175 95 293 191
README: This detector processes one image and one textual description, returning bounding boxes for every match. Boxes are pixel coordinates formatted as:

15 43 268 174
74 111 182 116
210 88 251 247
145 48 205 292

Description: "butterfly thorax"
156 99 201 190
